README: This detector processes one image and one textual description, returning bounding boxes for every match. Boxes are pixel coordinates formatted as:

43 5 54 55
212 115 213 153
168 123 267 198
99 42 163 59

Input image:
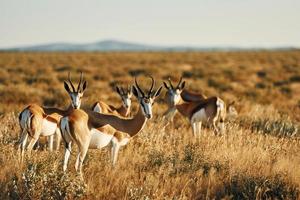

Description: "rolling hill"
2 40 295 52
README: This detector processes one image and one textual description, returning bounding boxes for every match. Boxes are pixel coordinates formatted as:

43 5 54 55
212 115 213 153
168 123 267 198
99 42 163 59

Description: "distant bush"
245 90 258 99
289 75 300 83
182 68 204 79
182 70 194 78
55 65 73 72
273 80 289 87
255 82 266 89
207 78 232 92
128 69 147 77
251 118 298 137
280 86 292 96
222 69 235 80
256 71 267 78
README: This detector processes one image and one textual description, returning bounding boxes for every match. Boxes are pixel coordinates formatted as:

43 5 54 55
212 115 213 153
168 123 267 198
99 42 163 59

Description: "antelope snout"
145 114 152 119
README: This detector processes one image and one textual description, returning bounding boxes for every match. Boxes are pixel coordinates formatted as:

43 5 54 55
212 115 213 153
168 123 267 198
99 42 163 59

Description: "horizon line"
1 39 300 50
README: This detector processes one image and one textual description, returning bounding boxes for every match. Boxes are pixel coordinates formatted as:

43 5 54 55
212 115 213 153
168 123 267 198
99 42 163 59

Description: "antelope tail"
216 98 226 123
60 117 72 153
16 109 33 146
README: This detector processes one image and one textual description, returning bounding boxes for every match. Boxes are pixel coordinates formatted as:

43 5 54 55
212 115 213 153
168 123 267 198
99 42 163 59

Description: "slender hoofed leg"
55 129 62 151
48 135 54 151
26 137 39 157
213 121 220 135
111 142 121 166
219 121 225 134
197 122 202 136
75 143 89 177
63 142 72 172
20 133 28 163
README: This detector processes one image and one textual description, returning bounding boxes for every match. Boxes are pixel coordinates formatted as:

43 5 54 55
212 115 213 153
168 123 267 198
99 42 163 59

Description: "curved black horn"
176 76 183 89
68 72 76 92
135 77 145 97
148 75 155 96
77 71 83 92
168 77 174 89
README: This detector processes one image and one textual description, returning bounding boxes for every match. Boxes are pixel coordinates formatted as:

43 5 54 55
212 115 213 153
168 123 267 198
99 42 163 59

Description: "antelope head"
132 76 162 119
116 85 133 109
163 77 185 107
64 72 87 109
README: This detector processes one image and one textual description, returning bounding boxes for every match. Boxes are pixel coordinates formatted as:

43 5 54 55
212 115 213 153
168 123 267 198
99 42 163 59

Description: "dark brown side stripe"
189 97 218 120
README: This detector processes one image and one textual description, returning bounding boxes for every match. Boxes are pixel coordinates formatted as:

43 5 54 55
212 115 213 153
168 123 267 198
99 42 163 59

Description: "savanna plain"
0 51 300 199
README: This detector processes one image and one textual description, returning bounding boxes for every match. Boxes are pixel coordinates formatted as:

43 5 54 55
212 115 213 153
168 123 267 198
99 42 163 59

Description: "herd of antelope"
16 72 237 176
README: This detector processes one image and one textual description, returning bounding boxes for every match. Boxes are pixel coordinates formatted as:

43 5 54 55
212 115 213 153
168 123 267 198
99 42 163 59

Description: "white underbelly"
41 119 57 136
191 108 207 123
89 129 114 149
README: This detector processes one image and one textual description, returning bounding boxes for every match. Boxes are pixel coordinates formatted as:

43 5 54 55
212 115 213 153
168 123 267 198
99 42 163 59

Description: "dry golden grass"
0 51 299 199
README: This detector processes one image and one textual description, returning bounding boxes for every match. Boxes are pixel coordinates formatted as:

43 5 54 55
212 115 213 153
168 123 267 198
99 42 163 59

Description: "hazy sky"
0 0 299 48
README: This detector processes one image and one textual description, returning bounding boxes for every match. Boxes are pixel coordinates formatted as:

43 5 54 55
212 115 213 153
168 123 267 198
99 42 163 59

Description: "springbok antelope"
92 85 132 117
60 76 162 175
163 77 226 136
163 77 206 122
17 72 87 162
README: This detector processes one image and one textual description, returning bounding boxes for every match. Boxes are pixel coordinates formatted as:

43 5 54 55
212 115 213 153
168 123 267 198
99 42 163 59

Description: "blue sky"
0 0 299 48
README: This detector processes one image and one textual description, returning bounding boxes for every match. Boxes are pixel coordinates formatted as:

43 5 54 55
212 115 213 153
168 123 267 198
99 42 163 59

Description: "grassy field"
0 51 299 199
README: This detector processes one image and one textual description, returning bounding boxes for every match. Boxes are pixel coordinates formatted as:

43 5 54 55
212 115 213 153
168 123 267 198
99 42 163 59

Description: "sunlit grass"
0 51 299 199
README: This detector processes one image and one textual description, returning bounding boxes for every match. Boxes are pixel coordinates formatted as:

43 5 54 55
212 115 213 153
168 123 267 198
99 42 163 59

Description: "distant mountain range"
1 40 298 52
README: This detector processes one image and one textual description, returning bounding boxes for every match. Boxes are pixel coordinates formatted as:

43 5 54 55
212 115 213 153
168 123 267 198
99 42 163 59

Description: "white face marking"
141 99 153 119
168 89 181 106
122 97 131 108
89 129 114 149
70 93 82 109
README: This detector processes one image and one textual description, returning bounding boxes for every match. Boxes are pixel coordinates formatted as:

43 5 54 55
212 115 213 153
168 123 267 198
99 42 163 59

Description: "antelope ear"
128 85 133 95
116 86 121 95
153 86 163 98
179 81 185 90
64 81 71 93
163 82 169 89
132 85 139 98
81 81 87 92
228 101 235 107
